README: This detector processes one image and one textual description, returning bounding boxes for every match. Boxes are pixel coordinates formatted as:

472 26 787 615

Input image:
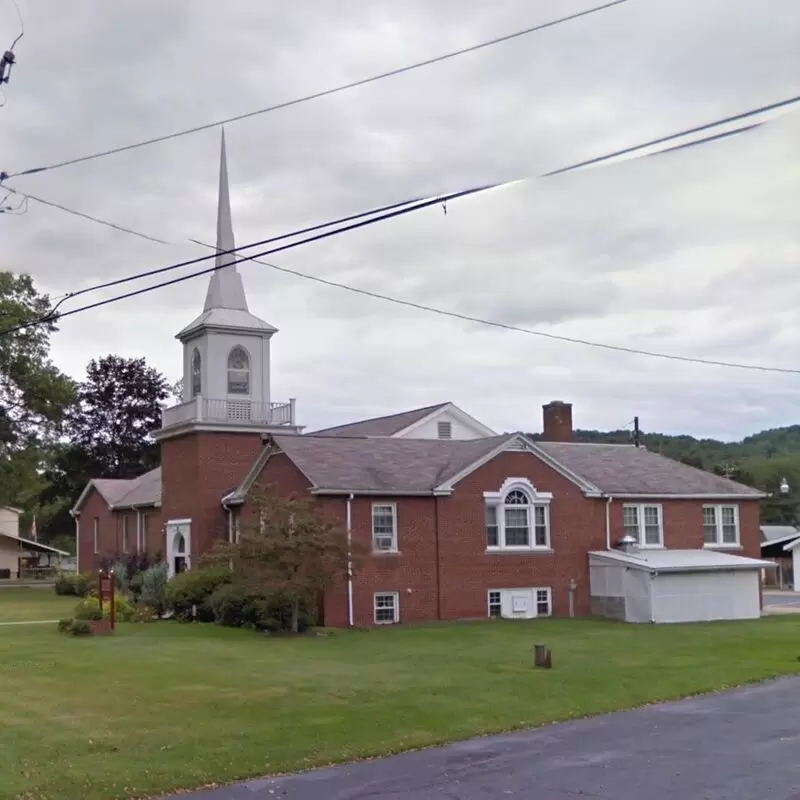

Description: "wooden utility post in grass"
97 569 116 633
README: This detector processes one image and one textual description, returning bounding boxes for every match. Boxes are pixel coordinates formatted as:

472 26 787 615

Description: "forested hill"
526 425 800 524
529 425 800 465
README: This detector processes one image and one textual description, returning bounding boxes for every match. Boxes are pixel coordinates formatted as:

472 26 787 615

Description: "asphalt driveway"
174 677 800 799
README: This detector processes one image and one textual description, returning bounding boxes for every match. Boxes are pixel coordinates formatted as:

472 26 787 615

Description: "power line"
4 92 797 244
6 190 800 377
0 183 496 335
0 0 633 180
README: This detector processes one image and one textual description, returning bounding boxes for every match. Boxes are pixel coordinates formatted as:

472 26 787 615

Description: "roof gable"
72 468 162 513
309 403 451 438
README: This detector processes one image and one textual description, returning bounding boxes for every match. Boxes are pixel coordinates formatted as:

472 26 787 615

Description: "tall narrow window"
503 489 530 547
121 517 129 553
93 518 99 554
227 346 250 395
191 348 202 397
372 504 398 552
485 505 499 547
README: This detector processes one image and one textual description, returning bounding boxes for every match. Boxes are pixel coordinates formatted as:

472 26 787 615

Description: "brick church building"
73 133 768 627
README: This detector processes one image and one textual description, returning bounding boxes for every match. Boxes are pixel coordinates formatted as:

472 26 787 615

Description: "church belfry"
156 129 300 439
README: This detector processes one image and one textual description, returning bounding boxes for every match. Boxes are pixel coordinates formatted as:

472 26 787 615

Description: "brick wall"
77 486 114 571
76 491 164 572
161 430 265 565
209 445 766 628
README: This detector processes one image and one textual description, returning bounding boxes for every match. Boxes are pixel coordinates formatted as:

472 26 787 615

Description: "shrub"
139 563 169 616
57 618 73 633
209 583 259 627
75 593 135 622
252 590 316 634
208 584 317 633
69 619 92 636
129 571 145 601
165 566 232 621
54 572 91 597
131 605 156 623
111 561 130 595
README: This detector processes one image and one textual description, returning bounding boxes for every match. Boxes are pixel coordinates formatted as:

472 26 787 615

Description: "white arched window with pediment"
483 478 552 551
191 348 202 397
227 346 250 395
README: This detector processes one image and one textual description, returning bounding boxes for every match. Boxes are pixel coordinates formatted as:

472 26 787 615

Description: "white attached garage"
589 548 772 624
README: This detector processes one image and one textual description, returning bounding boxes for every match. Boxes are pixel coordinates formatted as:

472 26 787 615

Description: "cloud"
0 0 798 443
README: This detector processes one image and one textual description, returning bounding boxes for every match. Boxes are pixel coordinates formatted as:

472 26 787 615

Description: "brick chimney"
542 401 573 442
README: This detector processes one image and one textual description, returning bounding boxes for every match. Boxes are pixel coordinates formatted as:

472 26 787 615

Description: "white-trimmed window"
484 479 552 551
372 503 398 552
535 588 552 616
141 513 149 551
488 590 502 618
191 348 202 397
93 517 99 554
227 346 250 395
437 421 452 439
622 503 663 547
121 516 129 553
703 504 740 547
374 592 399 624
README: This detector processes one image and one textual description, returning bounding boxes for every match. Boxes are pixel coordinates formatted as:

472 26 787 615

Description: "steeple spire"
203 128 249 312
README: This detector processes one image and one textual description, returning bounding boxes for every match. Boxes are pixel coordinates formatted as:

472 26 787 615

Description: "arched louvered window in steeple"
227 346 250 395
191 348 202 397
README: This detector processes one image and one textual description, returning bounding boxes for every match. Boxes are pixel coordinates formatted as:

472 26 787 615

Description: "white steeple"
203 128 249 313
176 129 277 342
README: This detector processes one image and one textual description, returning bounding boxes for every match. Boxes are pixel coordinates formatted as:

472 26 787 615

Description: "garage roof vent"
617 533 638 553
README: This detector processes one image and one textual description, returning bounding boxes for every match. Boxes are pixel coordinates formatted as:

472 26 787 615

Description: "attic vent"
503 438 528 451
437 421 452 440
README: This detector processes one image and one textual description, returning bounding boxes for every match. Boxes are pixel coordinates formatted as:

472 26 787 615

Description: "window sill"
372 550 401 556
703 543 742 551
486 547 554 555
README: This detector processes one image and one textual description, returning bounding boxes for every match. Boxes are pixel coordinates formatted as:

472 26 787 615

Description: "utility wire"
5 187 800 377
4 92 796 243
0 184 495 335
0 0 632 180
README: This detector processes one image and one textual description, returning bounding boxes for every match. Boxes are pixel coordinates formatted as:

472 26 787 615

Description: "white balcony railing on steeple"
161 396 296 430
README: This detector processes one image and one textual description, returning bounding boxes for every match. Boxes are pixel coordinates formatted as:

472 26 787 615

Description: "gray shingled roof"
309 403 449 438
536 442 763 497
91 479 133 506
246 434 508 494
112 468 161 509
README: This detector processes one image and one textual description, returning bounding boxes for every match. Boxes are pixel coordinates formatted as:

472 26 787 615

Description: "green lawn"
0 587 76 623
2 612 800 799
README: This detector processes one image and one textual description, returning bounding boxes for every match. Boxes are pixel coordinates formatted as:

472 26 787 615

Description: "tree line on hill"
0 268 797 548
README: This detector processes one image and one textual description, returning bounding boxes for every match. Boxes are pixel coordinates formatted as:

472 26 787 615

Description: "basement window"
374 592 399 624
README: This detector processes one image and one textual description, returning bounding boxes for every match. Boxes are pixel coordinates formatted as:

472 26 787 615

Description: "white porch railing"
161 396 296 429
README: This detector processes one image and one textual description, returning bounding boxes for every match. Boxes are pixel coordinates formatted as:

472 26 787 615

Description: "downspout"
222 501 233 573
434 495 442 621
69 509 80 572
605 496 614 551
346 493 354 627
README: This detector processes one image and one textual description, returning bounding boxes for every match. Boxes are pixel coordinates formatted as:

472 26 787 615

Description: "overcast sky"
1 0 799 441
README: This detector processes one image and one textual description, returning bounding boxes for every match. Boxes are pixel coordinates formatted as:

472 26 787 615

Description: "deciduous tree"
0 271 74 507
65 354 170 478
207 488 359 633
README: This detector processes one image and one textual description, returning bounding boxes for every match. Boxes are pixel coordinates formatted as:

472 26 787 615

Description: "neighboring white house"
310 402 497 440
589 547 773 623
0 507 68 580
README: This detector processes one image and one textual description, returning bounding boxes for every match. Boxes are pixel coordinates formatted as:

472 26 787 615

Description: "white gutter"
605 496 613 551
346 493 354 627
69 509 80 571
